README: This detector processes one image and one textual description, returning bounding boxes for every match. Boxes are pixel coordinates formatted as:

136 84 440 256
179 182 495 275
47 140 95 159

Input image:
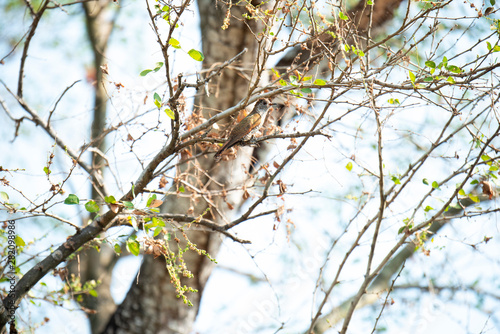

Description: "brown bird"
214 99 272 161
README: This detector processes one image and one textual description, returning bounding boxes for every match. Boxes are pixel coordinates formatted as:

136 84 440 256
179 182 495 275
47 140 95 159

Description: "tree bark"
102 0 266 332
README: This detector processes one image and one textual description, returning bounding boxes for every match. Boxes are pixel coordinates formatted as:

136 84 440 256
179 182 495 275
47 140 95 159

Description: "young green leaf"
409 71 416 85
64 194 80 205
153 62 164 72
154 99 161 109
104 196 116 204
346 161 353 171
314 78 326 86
126 238 141 256
123 201 134 209
391 176 401 185
446 65 461 73
164 108 175 120
339 11 349 20
0 191 9 202
15 235 26 247
188 49 205 61
425 60 436 68
43 166 51 175
168 38 181 49
431 181 440 190
153 226 163 237
140 69 153 76
468 194 480 203
146 194 157 208
85 200 100 213
128 216 138 231
154 92 161 102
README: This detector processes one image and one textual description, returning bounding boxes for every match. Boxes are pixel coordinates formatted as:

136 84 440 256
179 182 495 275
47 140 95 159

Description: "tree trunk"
101 0 266 332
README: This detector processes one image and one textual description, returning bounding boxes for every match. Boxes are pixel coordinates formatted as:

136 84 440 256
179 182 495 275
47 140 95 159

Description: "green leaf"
388 98 400 105
179 185 185 193
422 178 429 185
0 191 9 202
85 200 100 213
279 79 287 86
43 166 51 175
367 0 373 5
104 196 116 204
128 216 138 231
423 77 434 82
346 161 353 171
188 49 204 61
491 0 495 5
168 38 181 49
487 41 492 51
89 289 98 297
446 76 455 84
431 181 440 190
470 179 479 185
458 189 466 196
164 108 175 120
126 238 141 256
153 226 163 237
490 165 499 171
447 65 461 73
301 88 312 94
161 5 170 12
425 60 436 68
146 194 157 207
314 79 326 86
140 69 152 76
391 176 401 185
15 235 26 247
302 76 313 81
154 99 161 109
481 154 491 161
424 205 434 212
153 92 161 102
469 194 480 203
114 243 122 254
409 71 416 85
153 62 164 72
339 11 349 20
123 201 134 209
64 194 80 205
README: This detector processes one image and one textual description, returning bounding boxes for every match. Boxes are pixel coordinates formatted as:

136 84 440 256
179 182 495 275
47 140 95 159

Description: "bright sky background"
1 0 499 333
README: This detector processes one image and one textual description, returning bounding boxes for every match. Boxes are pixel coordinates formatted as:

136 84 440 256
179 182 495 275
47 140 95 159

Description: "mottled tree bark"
101 0 266 332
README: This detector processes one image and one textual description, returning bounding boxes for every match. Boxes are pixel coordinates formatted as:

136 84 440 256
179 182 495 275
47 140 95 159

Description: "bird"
214 98 272 161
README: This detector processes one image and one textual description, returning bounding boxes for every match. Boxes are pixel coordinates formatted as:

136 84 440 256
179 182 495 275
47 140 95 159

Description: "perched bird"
214 98 272 161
